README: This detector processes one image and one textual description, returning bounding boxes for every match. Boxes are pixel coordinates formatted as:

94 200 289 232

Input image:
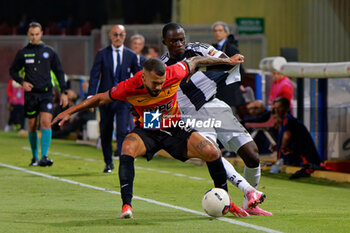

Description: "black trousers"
99 100 133 165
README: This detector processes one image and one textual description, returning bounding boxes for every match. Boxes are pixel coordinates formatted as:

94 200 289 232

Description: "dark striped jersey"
109 61 190 129
160 42 240 111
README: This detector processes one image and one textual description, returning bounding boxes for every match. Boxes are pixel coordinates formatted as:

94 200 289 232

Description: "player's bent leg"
238 141 261 189
119 133 146 219
237 141 272 215
186 132 220 161
221 158 255 193
237 141 260 168
187 132 228 191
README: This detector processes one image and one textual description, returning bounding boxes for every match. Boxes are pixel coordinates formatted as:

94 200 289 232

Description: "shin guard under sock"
206 157 228 191
119 154 135 206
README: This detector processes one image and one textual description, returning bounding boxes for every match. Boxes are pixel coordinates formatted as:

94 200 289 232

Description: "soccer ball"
202 188 231 217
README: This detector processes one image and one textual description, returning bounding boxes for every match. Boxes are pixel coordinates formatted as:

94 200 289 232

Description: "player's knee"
245 155 260 168
238 142 260 167
203 145 220 162
121 143 137 157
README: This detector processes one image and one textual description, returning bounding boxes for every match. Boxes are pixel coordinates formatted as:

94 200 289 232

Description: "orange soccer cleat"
229 202 250 217
119 204 133 219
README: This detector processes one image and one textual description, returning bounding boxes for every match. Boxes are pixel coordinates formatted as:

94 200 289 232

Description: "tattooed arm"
186 54 244 73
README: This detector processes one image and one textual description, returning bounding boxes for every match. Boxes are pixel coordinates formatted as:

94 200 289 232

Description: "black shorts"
132 126 196 162
24 92 53 118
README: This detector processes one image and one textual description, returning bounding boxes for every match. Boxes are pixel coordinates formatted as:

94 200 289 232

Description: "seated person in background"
242 100 270 123
52 89 95 139
270 97 321 179
243 69 294 123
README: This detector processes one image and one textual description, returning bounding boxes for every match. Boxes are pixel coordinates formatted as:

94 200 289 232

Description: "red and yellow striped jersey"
109 61 190 129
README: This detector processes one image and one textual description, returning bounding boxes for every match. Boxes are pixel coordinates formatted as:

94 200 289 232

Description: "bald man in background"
87 25 141 173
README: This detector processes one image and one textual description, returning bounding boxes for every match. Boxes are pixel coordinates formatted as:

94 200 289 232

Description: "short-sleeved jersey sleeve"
109 73 141 101
167 61 190 82
109 82 127 101
186 42 224 58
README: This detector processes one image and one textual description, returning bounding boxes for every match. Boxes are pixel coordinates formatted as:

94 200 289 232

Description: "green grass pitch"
0 131 349 233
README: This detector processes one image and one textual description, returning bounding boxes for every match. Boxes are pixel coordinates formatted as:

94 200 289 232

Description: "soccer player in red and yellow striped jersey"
52 55 246 219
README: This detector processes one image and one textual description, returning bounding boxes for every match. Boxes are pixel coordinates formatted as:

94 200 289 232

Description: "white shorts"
180 98 253 152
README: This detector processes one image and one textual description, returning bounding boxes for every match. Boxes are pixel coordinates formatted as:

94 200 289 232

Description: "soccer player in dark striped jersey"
52 56 250 219
161 22 272 216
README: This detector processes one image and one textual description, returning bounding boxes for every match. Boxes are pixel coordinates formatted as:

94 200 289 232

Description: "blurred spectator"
58 16 74 35
270 97 321 179
17 15 29 35
211 21 246 118
45 21 63 35
268 70 294 109
5 79 25 131
148 44 160 58
0 21 13 35
81 21 94 35
129 34 146 66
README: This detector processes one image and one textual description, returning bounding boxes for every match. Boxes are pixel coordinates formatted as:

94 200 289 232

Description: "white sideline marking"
22 147 207 182
0 162 282 233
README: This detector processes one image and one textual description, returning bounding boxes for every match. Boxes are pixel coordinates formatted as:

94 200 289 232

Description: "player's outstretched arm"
186 54 244 72
51 91 112 126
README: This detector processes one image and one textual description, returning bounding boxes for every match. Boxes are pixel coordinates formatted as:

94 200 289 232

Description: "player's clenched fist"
230 54 244 64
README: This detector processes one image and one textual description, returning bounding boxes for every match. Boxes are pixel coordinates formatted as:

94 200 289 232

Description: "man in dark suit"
211 21 246 118
129 34 147 67
87 25 141 173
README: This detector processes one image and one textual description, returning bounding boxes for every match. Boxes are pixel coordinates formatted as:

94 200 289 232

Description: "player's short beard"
146 86 160 97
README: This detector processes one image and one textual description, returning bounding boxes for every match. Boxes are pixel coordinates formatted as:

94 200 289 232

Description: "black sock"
119 154 135 206
206 157 228 191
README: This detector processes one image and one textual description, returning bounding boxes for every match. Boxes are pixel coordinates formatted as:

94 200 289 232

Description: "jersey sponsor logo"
42 52 49 59
24 53 35 57
144 99 173 113
143 110 161 129
25 59 35 64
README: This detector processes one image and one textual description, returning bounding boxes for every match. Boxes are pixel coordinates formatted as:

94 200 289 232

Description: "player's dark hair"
143 58 166 76
28 22 42 31
162 22 184 39
273 97 290 109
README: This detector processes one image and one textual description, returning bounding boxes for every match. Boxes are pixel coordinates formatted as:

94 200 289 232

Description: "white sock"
222 158 255 195
243 165 261 189
242 165 261 209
